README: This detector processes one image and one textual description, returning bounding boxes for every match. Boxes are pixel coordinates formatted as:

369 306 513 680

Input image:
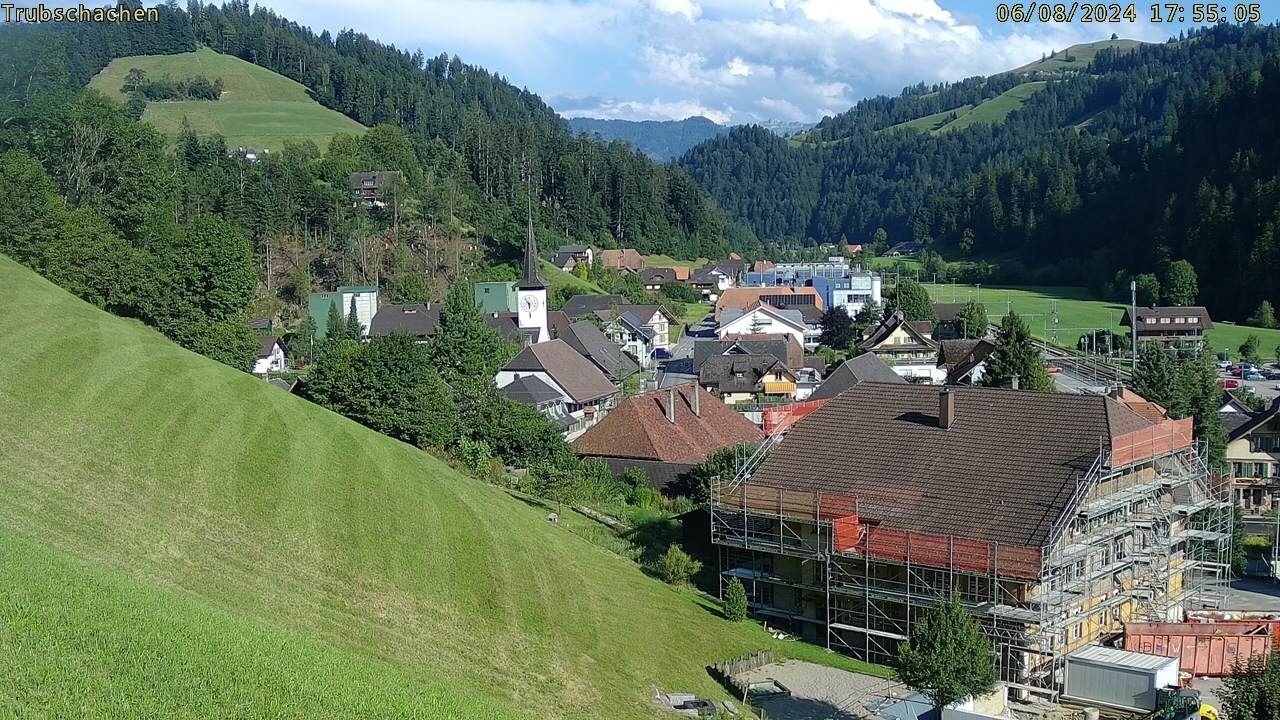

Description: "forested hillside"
0 2 742 268
679 25 1280 320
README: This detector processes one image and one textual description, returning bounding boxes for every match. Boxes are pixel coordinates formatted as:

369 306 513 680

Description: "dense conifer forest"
679 24 1280 320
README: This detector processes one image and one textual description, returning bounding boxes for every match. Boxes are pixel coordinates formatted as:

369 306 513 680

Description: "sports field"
923 282 1280 359
89 46 365 152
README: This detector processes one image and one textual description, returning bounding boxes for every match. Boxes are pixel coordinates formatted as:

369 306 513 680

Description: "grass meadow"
0 254 883 718
89 46 365 152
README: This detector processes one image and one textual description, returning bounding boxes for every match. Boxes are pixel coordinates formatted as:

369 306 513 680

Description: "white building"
716 303 808 349
252 336 286 375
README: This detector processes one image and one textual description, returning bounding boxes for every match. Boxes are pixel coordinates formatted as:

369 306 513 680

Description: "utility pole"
1130 279 1138 377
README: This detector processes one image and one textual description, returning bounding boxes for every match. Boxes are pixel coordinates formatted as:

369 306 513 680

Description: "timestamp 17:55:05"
995 3 1262 23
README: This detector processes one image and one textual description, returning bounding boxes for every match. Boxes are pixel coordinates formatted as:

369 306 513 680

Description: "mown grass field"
922 282 1280 358
88 47 365 152
0 254 885 718
882 81 1046 135
641 253 707 270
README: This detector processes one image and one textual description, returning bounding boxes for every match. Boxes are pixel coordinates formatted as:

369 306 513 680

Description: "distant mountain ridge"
566 115 815 162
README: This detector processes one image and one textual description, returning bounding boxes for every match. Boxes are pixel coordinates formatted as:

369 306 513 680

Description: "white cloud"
258 0 1183 124
651 0 702 20
558 96 733 124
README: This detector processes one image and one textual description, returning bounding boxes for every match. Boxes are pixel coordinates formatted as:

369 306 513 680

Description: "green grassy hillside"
882 81 1046 135
0 255 867 718
1009 39 1145 75
89 46 365 152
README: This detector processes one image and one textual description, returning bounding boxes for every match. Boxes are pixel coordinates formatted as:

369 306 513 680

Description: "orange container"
1125 622 1271 676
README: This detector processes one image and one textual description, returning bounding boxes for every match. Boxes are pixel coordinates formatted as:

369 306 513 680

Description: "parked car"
1046 365 1061 374
1273 383 1280 392
1218 360 1234 369
1223 379 1241 389
1264 369 1280 380
1243 385 1258 395
1231 367 1244 377
1245 371 1264 381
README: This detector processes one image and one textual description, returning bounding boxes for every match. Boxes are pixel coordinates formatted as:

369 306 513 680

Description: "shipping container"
1125 622 1272 676
1064 646 1180 712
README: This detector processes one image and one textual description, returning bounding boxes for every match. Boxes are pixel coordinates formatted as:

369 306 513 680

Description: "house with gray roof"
495 339 619 435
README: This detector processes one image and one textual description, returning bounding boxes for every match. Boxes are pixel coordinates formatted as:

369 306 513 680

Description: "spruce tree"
345 296 365 339
1132 342 1178 407
981 311 1051 391
325 300 344 341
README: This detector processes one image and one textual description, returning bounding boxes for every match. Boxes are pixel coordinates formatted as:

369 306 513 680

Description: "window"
1146 318 1157 324
1174 317 1185 324
1188 317 1198 324
1159 317 1171 324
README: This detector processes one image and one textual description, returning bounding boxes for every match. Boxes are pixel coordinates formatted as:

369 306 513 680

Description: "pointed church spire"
519 188 545 290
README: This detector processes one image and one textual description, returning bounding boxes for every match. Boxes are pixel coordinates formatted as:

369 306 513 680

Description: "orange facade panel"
761 399 828 435
1110 418 1194 467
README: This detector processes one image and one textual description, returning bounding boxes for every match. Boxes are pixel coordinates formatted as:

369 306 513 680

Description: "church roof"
519 208 545 290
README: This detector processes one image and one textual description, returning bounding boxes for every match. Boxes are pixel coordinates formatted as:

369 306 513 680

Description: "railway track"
986 324 1132 385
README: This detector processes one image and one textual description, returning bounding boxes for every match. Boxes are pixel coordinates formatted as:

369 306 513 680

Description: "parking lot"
1218 361 1280 401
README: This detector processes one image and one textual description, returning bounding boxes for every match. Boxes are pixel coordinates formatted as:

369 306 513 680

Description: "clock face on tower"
521 295 540 313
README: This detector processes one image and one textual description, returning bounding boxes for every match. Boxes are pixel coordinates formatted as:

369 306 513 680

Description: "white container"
1064 645 1180 713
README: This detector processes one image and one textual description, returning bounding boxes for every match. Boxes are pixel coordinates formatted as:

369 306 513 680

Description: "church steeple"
519 203 545 290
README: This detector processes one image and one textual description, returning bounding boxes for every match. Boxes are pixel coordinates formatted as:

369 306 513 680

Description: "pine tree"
896 595 997 711
981 311 1051 391
325 299 344 341
344 296 364 340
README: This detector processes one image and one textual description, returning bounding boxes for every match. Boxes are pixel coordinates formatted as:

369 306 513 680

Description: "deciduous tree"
896 595 997 712
819 306 856 349
891 280 936 322
953 300 988 339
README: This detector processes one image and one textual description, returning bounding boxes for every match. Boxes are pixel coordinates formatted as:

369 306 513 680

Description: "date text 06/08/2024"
995 3 1262 23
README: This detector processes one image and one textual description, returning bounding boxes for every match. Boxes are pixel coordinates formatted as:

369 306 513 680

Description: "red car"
1231 367 1244 377
1223 378 1241 389
1046 365 1061 374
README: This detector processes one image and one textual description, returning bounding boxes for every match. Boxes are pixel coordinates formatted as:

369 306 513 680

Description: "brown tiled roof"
937 339 996 384
1121 306 1214 330
673 266 691 281
745 384 1158 548
715 287 824 321
722 333 804 368
599 248 645 271
858 311 937 351
573 383 763 463
501 339 618 404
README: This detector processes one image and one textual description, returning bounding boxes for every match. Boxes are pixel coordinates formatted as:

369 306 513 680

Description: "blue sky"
237 1 1274 123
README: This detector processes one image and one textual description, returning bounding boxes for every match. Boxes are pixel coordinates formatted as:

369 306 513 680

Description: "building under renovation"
711 383 1232 698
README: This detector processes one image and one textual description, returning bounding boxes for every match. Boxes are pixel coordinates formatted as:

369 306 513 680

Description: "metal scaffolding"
710 421 1233 699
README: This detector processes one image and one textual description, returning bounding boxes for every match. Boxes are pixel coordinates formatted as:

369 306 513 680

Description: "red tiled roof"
572 383 764 463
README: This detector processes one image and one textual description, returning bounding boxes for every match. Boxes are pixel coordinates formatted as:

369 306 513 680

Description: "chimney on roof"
1109 383 1124 400
666 388 676 424
691 383 701 416
939 388 956 430
1011 374 1020 391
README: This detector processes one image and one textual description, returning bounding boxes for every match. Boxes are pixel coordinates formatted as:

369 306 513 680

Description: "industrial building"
710 383 1232 698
